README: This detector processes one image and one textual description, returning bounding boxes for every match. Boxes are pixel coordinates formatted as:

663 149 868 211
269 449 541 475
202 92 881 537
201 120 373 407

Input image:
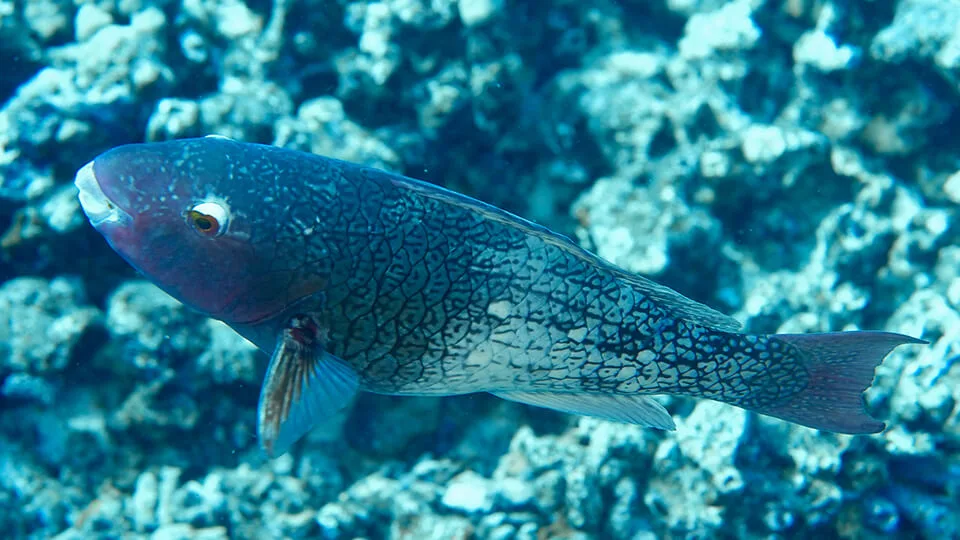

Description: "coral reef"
0 0 957 538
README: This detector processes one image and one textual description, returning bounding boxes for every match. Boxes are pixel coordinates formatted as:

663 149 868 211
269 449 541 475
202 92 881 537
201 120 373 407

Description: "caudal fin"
753 331 925 434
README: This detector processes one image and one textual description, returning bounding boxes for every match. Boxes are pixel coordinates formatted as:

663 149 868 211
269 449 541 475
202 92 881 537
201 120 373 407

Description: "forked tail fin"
752 331 926 434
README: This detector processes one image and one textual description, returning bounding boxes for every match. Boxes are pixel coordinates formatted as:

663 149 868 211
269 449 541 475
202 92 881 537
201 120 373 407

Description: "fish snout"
74 160 132 228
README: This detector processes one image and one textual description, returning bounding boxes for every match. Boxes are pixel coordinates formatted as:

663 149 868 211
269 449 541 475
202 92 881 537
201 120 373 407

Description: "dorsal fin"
600 268 741 332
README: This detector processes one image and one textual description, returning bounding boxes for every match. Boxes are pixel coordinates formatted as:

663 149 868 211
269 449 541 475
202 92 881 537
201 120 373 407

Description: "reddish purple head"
75 137 324 325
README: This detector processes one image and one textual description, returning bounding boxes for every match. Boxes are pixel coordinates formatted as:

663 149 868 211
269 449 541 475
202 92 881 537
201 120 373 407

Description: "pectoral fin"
493 391 676 430
257 316 359 457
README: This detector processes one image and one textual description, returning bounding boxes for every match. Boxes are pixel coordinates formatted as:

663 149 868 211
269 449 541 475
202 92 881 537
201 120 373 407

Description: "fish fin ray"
753 331 926 434
257 323 358 457
610 271 742 332
493 391 676 430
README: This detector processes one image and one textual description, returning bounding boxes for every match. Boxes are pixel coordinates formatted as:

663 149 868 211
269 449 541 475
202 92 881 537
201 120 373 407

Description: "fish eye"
186 201 229 237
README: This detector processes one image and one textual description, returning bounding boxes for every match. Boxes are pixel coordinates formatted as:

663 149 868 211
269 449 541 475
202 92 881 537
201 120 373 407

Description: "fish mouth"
74 160 132 228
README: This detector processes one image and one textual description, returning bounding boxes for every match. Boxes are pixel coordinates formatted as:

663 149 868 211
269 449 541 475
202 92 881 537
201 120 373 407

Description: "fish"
74 136 926 457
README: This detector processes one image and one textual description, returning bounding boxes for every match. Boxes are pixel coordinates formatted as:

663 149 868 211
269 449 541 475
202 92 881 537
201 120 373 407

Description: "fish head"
75 137 314 325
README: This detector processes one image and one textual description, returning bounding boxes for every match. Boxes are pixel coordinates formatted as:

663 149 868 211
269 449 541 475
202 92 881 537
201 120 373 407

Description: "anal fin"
257 316 359 457
493 391 676 430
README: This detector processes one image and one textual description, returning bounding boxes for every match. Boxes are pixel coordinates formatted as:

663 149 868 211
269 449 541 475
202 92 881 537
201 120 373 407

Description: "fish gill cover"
0 0 957 539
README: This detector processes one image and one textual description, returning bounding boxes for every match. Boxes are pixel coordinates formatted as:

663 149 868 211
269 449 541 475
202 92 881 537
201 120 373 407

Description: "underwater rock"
0 276 100 374
0 0 957 538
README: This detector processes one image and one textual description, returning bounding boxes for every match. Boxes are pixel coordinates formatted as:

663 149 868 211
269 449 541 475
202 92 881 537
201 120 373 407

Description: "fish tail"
744 331 925 433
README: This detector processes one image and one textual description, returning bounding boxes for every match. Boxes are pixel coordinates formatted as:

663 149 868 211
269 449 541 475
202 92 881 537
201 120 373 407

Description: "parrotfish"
74 136 924 457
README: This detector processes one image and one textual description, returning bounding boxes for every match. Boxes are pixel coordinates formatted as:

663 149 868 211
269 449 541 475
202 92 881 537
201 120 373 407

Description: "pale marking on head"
187 197 232 237
193 201 229 223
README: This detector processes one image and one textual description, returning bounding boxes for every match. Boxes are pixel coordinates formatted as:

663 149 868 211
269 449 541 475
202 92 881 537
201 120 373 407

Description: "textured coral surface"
0 0 957 538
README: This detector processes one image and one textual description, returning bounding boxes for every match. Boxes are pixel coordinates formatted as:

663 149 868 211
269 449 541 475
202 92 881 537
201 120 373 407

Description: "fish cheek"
131 225 259 319
215 271 326 325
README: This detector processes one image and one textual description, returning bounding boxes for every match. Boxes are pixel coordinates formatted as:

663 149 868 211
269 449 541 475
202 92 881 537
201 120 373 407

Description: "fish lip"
74 160 132 228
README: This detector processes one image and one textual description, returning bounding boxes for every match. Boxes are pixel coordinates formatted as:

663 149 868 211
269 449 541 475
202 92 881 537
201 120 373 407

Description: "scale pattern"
261 157 812 410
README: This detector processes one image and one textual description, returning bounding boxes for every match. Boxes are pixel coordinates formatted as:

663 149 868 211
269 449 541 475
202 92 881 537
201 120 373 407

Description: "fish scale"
337 180 765 400
74 136 926 457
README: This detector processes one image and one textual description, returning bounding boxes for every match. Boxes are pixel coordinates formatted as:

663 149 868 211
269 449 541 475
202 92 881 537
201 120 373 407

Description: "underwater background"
0 0 958 538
